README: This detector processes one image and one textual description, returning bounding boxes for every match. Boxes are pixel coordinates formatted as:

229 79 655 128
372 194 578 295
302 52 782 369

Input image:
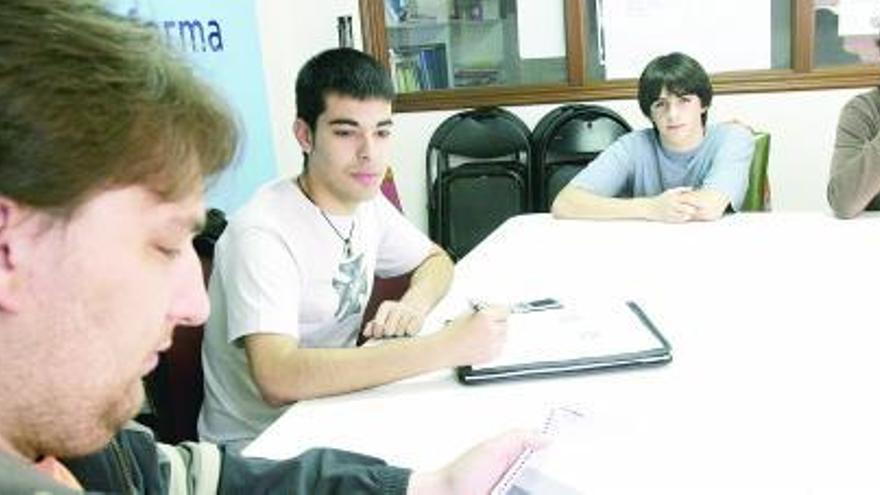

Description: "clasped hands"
649 186 724 222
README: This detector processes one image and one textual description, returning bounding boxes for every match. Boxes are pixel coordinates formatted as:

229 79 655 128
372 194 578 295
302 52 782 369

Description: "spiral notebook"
490 404 591 495
457 301 671 384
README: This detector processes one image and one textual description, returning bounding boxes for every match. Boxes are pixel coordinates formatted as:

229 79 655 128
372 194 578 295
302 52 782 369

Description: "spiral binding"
490 405 586 495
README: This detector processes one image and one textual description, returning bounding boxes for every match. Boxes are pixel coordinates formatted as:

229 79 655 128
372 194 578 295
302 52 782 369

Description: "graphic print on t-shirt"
332 252 368 321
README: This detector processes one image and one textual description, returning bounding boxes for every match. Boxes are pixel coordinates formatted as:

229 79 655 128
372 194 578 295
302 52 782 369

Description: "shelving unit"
383 0 526 94
363 0 880 114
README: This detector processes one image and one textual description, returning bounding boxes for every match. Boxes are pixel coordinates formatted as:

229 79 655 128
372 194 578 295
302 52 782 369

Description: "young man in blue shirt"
552 52 754 222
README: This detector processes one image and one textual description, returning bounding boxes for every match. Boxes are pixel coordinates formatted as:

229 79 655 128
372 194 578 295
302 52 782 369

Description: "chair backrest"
531 104 632 211
741 132 771 212
426 107 532 259
144 208 226 443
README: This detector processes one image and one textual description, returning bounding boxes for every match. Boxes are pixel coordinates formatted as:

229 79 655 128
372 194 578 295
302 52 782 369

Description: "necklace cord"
297 176 356 253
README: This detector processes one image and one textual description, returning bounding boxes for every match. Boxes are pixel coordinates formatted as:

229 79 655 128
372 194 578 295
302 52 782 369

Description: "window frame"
360 0 880 112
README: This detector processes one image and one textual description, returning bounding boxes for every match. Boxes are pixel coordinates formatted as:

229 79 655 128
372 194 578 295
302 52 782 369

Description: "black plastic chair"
426 107 531 259
531 104 632 211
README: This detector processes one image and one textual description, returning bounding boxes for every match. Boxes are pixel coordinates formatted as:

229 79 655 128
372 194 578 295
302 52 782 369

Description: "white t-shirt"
198 177 434 446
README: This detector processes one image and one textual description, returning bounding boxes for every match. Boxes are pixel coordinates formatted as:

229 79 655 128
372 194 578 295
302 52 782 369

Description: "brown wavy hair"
0 0 239 216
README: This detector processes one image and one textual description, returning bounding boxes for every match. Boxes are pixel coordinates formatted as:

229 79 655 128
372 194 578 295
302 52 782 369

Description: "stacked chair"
426 107 532 260
531 104 633 212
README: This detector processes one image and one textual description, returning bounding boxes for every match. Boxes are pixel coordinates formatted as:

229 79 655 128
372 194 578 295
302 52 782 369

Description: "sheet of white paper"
599 0 771 79
516 0 566 59
472 301 662 370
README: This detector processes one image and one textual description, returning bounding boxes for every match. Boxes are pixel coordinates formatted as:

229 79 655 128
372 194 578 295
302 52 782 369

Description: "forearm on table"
551 186 652 220
245 332 456 404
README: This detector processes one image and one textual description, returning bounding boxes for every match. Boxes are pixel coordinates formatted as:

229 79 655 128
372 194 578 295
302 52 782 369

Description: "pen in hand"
467 300 510 326
469 299 489 313
445 300 509 365
444 299 487 325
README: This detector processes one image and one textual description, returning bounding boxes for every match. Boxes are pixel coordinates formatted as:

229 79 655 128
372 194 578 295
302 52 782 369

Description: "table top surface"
245 212 880 493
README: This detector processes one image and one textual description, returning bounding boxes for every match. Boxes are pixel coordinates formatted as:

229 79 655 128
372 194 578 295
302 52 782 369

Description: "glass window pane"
384 0 568 93
585 0 791 82
813 1 880 68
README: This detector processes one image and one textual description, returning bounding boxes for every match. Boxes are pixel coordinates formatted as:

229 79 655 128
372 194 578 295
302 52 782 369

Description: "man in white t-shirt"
199 48 508 448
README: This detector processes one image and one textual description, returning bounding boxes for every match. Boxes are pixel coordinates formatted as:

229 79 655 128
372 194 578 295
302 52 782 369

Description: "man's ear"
293 118 314 155
0 198 33 313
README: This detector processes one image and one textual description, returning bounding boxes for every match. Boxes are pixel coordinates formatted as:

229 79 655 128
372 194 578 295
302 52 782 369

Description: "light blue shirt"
569 123 754 210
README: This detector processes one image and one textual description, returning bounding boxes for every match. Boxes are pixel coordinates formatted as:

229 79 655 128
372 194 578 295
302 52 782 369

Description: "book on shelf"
391 44 449 93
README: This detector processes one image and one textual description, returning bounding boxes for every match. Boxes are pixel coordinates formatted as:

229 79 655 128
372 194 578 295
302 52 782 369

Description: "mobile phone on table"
511 298 563 313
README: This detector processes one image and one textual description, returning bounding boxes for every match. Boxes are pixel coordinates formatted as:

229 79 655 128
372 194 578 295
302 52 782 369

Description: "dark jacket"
1 423 410 494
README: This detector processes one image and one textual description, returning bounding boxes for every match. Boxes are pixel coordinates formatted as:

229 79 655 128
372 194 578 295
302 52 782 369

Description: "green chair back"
742 132 771 212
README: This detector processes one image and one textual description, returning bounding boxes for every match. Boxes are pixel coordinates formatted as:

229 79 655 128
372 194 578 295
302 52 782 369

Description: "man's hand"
679 189 729 221
437 305 509 366
647 187 698 222
408 430 550 495
362 300 427 339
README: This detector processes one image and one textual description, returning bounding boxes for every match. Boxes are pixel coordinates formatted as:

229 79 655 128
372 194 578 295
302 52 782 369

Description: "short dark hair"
637 52 713 126
0 0 238 217
295 48 395 132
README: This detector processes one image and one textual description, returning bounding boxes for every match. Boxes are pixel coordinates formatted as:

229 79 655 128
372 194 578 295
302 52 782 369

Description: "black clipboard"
457 301 672 385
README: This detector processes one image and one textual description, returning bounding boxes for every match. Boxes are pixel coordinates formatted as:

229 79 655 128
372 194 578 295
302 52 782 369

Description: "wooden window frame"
361 0 880 113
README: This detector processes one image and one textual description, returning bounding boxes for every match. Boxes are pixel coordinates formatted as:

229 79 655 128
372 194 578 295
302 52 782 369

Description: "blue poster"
108 0 276 214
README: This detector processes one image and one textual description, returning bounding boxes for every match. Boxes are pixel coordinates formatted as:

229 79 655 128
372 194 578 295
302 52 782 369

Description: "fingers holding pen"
443 303 509 365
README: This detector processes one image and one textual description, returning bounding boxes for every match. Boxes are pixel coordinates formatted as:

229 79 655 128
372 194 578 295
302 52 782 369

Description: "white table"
245 213 880 494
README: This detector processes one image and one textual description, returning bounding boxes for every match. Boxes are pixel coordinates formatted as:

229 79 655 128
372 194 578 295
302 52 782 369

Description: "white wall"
258 2 868 233
256 0 362 178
